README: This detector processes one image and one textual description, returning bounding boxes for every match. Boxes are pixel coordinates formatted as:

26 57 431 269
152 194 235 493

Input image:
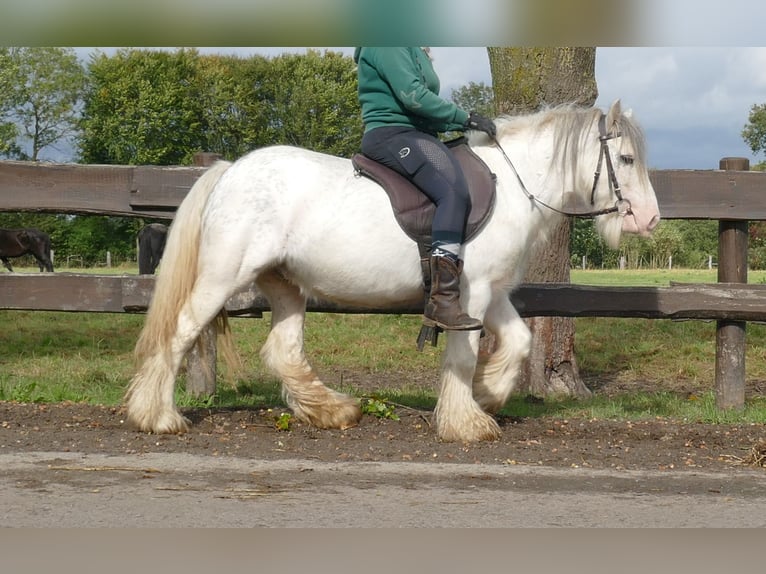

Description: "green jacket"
354 47 469 135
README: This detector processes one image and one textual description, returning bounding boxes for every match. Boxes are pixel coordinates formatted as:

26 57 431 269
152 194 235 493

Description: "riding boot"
422 255 483 331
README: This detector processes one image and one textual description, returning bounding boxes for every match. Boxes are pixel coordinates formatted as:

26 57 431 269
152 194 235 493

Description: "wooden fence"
2 154 765 408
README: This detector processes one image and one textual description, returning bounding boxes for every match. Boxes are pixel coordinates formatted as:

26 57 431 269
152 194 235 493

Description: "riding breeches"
361 126 471 246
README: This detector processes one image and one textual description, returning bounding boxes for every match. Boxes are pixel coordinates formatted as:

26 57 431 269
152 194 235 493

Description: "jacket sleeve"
371 48 469 132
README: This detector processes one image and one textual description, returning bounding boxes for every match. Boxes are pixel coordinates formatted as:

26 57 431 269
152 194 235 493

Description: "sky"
72 46 766 170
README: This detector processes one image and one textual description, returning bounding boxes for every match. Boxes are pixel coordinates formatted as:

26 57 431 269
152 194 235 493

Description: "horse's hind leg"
2 257 13 272
34 255 51 272
472 293 531 413
257 270 362 429
126 282 231 433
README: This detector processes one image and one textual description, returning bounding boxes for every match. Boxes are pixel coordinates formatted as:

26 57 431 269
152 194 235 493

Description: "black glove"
465 111 496 137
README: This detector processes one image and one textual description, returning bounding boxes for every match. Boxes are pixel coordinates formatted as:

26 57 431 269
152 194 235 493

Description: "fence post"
184 152 224 397
715 157 749 410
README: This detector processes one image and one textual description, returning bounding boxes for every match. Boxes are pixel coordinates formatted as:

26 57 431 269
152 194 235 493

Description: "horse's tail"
133 160 233 367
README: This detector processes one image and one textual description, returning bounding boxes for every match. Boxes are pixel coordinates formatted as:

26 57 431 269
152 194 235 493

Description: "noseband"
494 111 633 218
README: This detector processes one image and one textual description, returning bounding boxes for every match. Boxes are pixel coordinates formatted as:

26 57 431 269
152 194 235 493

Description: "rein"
492 111 633 219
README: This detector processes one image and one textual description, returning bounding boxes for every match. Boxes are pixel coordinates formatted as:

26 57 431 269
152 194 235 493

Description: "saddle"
352 138 497 350
352 137 497 247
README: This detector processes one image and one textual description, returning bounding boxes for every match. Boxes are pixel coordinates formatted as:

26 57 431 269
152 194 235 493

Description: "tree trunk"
486 47 597 398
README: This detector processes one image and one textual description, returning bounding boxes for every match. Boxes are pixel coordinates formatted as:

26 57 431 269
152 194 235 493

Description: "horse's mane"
469 103 649 191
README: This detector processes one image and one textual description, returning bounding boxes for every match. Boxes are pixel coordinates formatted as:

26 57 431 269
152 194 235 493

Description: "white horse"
126 100 660 442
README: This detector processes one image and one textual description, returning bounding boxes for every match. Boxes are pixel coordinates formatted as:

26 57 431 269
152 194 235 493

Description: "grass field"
2 266 766 422
571 268 766 285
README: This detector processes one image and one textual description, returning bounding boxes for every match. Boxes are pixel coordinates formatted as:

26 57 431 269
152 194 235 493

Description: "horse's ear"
606 99 622 130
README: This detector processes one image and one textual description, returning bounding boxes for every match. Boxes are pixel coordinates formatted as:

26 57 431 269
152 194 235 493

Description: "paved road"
3 451 766 527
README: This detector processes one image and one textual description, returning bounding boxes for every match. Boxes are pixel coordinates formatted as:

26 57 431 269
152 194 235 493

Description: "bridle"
492 111 633 218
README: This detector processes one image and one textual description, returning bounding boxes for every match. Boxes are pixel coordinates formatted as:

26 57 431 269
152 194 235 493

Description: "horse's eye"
620 154 634 166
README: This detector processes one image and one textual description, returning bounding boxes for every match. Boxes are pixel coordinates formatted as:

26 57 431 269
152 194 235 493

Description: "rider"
354 46 497 331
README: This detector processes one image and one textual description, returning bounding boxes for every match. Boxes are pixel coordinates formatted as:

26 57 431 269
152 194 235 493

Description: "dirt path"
2 401 766 526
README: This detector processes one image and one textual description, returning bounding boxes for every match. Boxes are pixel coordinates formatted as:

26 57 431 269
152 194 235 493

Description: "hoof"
436 412 501 443
127 409 191 434
292 394 362 430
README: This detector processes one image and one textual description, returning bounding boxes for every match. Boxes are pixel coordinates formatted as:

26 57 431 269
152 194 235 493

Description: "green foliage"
195 54 265 160
450 81 495 117
571 218 610 267
742 102 766 158
60 216 140 265
78 48 362 165
0 212 142 266
749 222 766 269
0 47 86 160
275 412 292 431
0 122 21 157
571 219 722 269
80 48 207 165
672 220 719 268
361 397 400 420
246 49 363 157
0 47 29 155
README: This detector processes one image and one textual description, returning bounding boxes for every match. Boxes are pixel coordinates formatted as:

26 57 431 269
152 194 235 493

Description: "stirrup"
416 323 442 352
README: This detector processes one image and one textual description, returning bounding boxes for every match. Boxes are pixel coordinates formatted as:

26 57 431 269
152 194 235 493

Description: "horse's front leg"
472 292 531 413
2 257 13 272
435 329 501 442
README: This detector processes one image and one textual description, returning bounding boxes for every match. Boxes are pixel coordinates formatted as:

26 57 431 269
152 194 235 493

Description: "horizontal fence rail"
0 160 765 220
2 274 766 321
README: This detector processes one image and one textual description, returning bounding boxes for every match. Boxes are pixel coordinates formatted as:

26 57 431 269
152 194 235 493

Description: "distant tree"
450 81 495 118
195 54 264 160
570 219 607 268
79 48 362 164
248 49 362 157
749 222 766 269
0 49 22 157
0 47 86 160
61 216 139 265
742 103 766 161
0 122 21 158
80 48 207 165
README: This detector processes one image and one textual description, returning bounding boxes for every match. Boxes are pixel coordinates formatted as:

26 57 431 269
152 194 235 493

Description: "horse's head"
590 100 661 249
477 101 660 250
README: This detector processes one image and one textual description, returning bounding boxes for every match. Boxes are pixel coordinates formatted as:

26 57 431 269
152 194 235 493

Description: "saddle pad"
352 139 497 246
